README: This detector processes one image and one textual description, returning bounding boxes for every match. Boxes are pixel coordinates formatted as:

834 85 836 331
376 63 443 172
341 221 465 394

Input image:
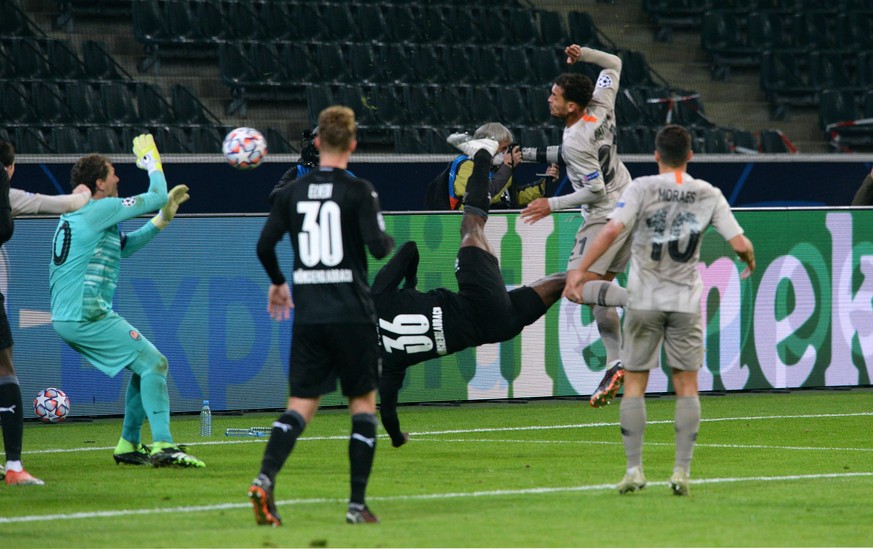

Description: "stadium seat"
471 48 503 85
855 52 873 89
136 82 174 125
10 37 50 80
32 81 73 124
385 4 422 44
15 127 51 154
51 126 84 154
567 11 606 49
189 126 223 154
836 10 873 52
264 128 295 155
86 126 125 153
506 8 539 45
759 129 793 153
280 43 318 84
400 84 436 125
411 45 447 84
418 6 449 44
746 11 793 52
164 0 198 45
431 86 469 127
63 80 103 123
357 4 389 43
702 127 731 153
313 43 353 83
529 47 562 85
468 86 501 123
0 81 36 124
369 85 404 127
501 47 534 86
259 0 293 41
729 128 759 154
790 11 840 52
2 0 35 37
100 82 138 125
393 127 428 154
195 1 227 43
442 6 480 45
383 44 413 84
819 89 858 131
224 1 261 42
295 3 324 42
863 90 873 119
619 50 655 87
524 85 551 125
152 125 192 153
537 10 568 46
171 84 217 125
83 40 124 81
322 4 357 42
349 43 383 84
444 45 477 85
305 85 334 127
496 87 529 126
615 89 646 127
700 10 755 76
46 39 85 80
807 51 854 92
520 126 549 149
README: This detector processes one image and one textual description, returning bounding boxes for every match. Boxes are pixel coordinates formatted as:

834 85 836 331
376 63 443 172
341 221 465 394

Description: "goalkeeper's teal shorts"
53 312 164 378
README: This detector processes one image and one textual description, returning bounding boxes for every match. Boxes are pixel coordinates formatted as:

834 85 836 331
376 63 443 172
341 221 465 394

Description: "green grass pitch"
1 390 872 547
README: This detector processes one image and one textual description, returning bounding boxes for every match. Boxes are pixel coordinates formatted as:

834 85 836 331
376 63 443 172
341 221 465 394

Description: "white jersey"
557 66 632 221
609 170 744 313
10 188 89 217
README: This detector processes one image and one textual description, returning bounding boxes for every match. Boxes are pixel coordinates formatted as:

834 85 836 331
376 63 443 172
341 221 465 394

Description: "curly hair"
553 73 594 109
70 154 111 193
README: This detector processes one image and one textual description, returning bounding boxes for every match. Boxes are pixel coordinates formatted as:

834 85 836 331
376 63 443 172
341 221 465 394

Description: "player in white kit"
521 44 633 407
563 125 755 496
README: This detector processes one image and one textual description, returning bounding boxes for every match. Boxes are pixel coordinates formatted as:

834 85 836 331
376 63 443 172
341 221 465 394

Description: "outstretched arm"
10 185 92 216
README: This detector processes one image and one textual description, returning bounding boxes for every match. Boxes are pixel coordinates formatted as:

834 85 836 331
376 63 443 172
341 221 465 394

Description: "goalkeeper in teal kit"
49 135 203 468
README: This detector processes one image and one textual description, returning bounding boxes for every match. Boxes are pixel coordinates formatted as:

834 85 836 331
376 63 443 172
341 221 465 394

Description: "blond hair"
317 106 356 154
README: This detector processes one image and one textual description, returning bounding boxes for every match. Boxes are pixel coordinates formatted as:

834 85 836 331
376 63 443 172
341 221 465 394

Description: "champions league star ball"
222 127 268 170
33 387 70 423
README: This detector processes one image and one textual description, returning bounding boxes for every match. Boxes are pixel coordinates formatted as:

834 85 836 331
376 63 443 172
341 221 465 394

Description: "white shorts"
567 216 632 275
621 309 703 372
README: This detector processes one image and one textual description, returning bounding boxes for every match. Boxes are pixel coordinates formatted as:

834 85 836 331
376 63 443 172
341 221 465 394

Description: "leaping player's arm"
371 241 419 296
10 185 92 216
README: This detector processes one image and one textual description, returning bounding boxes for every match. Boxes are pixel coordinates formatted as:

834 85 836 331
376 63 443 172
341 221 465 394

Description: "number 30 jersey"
257 167 394 324
609 170 744 313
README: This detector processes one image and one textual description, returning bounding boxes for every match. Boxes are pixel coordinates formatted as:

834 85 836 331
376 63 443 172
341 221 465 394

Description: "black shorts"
0 293 12 351
289 322 379 398
454 247 544 344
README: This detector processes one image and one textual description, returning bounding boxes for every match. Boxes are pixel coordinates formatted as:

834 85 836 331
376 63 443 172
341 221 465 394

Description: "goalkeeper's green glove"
151 184 190 230
132 133 163 173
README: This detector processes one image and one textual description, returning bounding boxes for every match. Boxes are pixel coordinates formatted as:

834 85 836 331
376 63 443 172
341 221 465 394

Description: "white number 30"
297 200 343 267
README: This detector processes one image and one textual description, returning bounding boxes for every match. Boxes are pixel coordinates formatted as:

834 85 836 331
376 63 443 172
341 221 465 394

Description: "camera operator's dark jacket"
424 155 546 210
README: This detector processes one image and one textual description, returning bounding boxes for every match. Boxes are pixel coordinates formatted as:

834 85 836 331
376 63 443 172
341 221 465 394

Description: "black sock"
0 376 24 462
259 410 306 481
349 413 377 505
462 149 493 214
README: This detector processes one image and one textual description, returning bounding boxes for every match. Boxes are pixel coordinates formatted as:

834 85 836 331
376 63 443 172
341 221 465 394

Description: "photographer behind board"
424 122 560 210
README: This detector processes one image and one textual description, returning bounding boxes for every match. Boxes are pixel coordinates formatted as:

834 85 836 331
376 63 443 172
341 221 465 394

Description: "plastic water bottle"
200 400 212 437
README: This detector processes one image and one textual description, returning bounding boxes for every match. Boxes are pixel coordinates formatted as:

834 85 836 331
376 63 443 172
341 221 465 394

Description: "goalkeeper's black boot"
249 473 282 526
113 442 152 465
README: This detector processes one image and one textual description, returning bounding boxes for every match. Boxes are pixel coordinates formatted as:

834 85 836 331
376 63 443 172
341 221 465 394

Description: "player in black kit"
248 106 394 526
374 134 569 448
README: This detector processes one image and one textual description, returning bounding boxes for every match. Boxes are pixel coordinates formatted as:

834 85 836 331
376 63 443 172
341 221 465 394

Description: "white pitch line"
16 410 873 456
1 471 871 525
404 438 873 452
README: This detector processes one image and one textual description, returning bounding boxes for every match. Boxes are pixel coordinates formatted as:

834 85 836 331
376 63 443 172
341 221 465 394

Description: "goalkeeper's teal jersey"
50 171 168 321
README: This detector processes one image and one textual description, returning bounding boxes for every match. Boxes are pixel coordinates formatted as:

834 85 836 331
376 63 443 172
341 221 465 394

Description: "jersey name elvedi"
267 169 386 324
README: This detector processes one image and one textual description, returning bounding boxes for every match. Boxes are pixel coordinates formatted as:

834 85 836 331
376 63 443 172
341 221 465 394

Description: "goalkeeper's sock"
260 410 307 481
140 372 173 444
462 149 493 214
0 376 24 462
121 374 146 446
114 438 138 454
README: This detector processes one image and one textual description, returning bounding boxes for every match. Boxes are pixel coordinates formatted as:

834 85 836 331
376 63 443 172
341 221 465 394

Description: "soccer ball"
222 127 267 170
33 387 70 423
